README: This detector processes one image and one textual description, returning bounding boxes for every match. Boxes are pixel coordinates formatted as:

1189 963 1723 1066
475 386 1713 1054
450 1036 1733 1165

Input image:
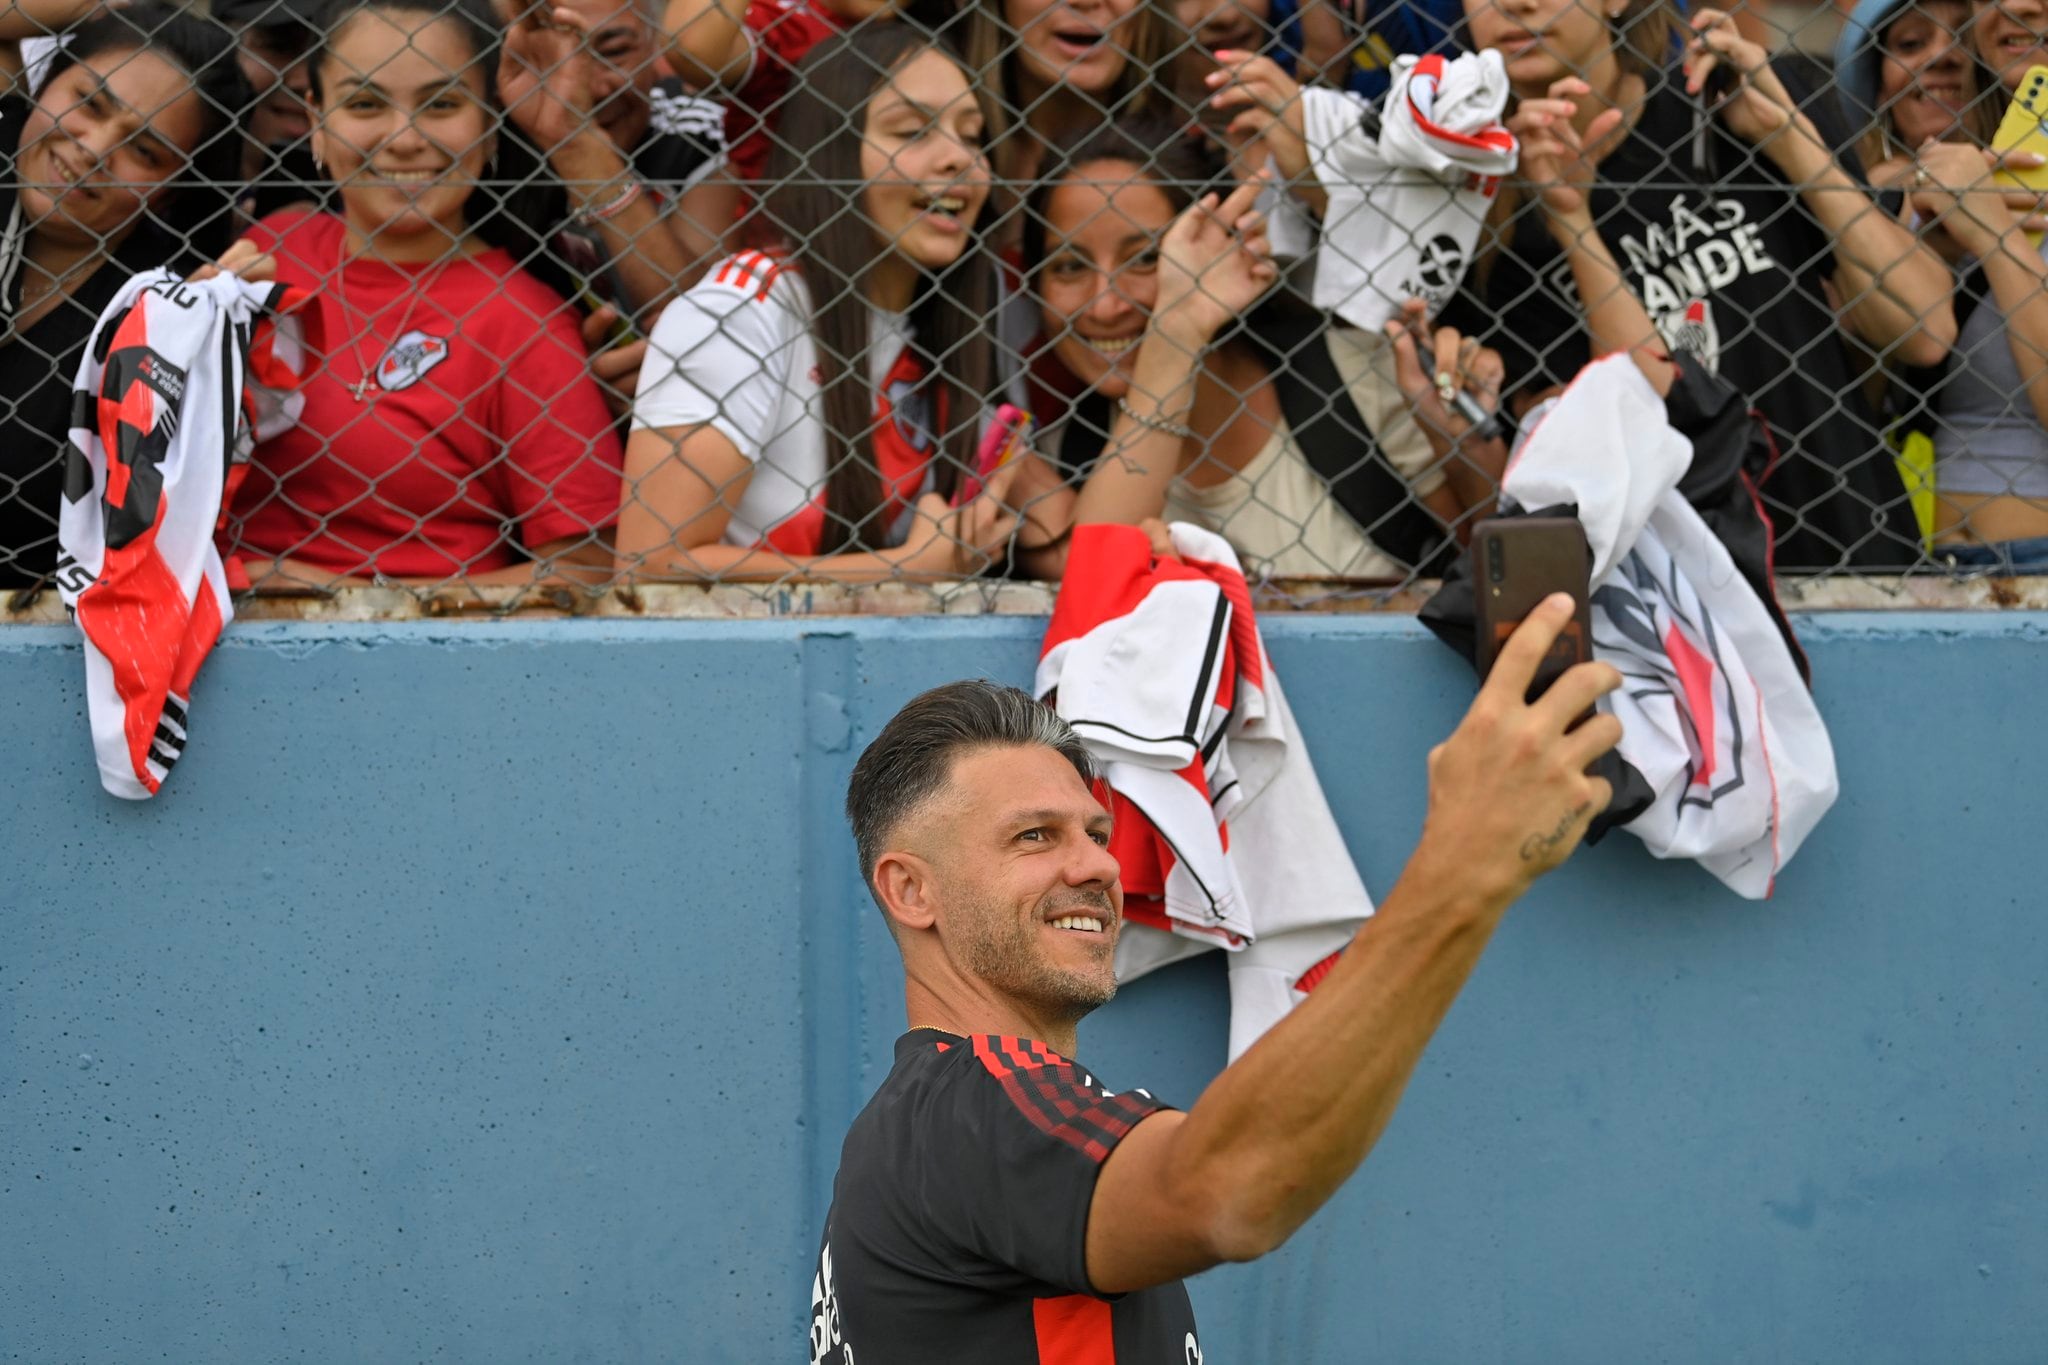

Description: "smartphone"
575 288 638 347
1992 65 2048 247
1471 517 1594 702
953 403 1033 507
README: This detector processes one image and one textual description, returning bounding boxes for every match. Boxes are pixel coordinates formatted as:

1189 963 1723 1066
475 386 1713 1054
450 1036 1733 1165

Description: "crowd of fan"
1 0 2045 598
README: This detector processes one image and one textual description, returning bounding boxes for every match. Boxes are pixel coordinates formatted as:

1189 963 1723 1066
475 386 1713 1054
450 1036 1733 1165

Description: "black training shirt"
810 1031 1200 1364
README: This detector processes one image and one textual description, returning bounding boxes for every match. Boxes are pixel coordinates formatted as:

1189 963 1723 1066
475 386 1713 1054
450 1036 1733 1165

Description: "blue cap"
1833 0 1917 128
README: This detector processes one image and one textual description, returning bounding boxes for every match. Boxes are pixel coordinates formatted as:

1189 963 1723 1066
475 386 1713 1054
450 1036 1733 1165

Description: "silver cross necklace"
331 254 450 402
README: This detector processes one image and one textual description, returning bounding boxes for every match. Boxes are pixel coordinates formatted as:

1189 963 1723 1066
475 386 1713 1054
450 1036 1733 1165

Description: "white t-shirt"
1166 327 1444 580
632 251 921 548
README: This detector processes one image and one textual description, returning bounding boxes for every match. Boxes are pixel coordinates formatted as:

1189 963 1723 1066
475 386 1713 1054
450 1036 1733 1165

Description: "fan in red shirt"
224 0 621 587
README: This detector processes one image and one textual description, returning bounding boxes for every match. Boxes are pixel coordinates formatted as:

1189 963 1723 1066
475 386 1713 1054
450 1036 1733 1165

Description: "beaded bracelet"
1116 397 1195 442
575 179 645 226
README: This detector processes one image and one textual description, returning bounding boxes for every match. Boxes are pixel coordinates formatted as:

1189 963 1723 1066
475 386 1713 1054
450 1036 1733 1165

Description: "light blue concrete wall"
2 612 2042 1363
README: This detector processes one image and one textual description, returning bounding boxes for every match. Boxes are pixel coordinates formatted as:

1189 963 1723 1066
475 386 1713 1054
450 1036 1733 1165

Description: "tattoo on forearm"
1520 801 1592 862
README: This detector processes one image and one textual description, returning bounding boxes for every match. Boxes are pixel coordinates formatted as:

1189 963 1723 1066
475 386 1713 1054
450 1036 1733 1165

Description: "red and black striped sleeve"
912 1036 1171 1296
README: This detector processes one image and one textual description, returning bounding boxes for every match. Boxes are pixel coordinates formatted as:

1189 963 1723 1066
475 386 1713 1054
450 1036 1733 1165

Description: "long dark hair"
39 5 251 264
763 27 1002 555
306 0 572 299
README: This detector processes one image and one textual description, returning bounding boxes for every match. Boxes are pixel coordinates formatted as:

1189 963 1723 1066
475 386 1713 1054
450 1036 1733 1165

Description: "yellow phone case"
1992 65 2048 244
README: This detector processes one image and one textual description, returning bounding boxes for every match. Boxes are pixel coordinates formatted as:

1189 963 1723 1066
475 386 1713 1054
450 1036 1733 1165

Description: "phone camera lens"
1487 540 1505 584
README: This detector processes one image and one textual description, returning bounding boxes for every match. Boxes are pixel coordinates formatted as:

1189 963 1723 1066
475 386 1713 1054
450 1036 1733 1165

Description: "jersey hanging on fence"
1420 355 1838 897
1037 522 1377 1060
57 268 317 799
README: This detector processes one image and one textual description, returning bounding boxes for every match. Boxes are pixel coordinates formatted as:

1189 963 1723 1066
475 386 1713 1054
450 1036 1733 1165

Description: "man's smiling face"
921 744 1124 1020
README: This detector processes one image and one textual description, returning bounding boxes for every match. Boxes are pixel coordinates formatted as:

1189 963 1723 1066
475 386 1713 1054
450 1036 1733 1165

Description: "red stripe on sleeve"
1293 949 1344 996
971 1036 1157 1164
1032 1294 1116 1364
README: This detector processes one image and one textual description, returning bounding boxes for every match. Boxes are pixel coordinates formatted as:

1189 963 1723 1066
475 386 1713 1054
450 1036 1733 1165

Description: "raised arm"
1070 175 1276 528
501 7 726 324
0 0 103 41
661 0 752 91
1684 11 1955 367
0 0 103 88
1084 595 1624 1292
1382 298 1510 528
1513 78 1678 394
1911 140 2048 434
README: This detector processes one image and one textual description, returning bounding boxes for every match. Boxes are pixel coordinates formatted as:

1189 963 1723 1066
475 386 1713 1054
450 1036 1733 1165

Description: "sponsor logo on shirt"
93 344 189 550
1395 232 1468 316
375 329 451 393
650 84 727 141
809 1240 852 1364
133 350 187 406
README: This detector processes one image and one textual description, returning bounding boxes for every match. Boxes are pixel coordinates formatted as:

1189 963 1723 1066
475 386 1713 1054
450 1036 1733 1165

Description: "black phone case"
1472 517 1594 702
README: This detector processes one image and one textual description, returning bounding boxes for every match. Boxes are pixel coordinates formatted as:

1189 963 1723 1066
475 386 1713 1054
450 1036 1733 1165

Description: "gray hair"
846 680 1097 903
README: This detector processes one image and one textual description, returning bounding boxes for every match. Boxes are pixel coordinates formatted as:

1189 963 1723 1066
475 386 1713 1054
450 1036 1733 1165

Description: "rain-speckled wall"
3 612 2043 1363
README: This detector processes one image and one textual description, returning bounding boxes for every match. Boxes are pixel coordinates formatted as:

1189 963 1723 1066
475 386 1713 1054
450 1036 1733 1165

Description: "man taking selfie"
810 595 1621 1362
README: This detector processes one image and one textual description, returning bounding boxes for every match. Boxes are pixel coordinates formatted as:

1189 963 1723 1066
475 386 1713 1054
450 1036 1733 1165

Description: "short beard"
955 886 1119 1025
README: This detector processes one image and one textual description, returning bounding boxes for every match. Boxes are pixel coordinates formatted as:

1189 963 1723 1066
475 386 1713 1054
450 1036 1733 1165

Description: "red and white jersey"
1038 522 1376 1060
1291 51 1513 331
57 268 316 799
1505 355 1838 897
632 251 938 555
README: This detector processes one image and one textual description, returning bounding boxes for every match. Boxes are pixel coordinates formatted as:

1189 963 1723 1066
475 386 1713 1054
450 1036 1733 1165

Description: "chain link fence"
2 0 2044 615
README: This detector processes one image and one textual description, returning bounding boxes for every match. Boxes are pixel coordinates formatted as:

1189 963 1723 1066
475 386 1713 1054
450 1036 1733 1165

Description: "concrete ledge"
6 573 2048 624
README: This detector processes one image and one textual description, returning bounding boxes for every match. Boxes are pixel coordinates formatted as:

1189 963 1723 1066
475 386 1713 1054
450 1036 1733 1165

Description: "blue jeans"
1938 536 2048 575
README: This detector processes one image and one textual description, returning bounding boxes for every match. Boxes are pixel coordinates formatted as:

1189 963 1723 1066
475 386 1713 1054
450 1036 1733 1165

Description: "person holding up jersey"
0 7 249 590
224 0 623 589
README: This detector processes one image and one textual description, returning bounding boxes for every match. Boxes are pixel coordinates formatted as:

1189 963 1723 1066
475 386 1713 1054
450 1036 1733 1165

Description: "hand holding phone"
953 403 1034 508
1992 65 2048 246
1472 517 1594 703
